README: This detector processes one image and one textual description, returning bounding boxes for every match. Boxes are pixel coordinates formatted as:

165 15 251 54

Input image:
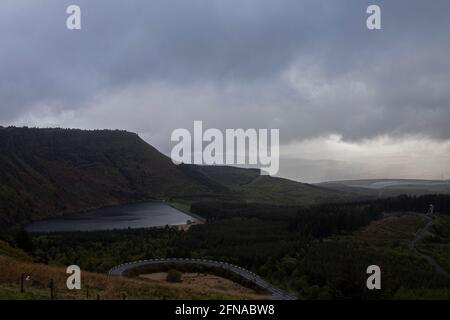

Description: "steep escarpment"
0 127 218 228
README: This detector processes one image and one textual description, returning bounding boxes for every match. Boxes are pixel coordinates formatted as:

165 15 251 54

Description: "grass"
313 213 450 299
168 200 203 221
237 176 326 205
354 213 427 245
0 255 267 300
393 287 450 300
0 285 50 300
0 240 33 261
342 212 425 262
417 215 450 272
169 201 191 214
351 213 450 290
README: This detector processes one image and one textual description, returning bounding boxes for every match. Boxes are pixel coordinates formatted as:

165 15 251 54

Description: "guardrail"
109 258 297 300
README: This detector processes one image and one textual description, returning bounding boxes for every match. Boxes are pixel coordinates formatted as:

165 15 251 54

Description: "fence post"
49 279 54 300
20 273 24 293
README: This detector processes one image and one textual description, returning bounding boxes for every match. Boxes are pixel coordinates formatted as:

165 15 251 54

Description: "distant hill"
0 127 345 229
317 179 450 198
184 165 350 205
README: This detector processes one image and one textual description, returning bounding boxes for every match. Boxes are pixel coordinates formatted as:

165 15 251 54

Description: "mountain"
0 127 221 228
184 165 351 205
0 126 344 229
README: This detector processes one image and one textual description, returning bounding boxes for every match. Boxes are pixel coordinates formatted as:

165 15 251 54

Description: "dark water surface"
26 201 193 233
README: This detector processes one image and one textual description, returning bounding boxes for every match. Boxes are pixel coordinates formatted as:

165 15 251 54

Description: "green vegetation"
2 128 450 300
417 215 450 271
27 194 450 299
0 127 216 229
0 239 33 261
32 227 177 272
0 285 50 300
0 127 351 230
355 214 427 244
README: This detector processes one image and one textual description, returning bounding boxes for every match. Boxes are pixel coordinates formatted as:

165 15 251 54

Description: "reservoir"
26 201 194 233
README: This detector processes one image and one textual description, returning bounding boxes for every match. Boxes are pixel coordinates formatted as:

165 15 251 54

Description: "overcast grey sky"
1 0 450 182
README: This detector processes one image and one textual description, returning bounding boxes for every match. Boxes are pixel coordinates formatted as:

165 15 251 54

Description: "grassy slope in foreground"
0 255 268 300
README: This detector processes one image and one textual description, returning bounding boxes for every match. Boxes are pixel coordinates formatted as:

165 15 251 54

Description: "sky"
1 0 450 182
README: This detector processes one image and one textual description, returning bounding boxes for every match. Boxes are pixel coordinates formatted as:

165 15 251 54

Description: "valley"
1 127 450 300
0 127 350 231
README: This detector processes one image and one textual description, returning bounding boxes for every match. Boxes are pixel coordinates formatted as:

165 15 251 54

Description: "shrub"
166 269 182 283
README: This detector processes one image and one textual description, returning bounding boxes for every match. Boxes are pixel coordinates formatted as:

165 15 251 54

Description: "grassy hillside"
0 240 33 261
0 127 351 229
0 255 263 300
185 165 261 187
417 215 450 272
28 195 450 299
234 176 351 205
0 127 221 228
185 165 351 205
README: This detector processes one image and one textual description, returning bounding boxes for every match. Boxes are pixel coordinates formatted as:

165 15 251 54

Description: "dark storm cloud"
1 0 450 142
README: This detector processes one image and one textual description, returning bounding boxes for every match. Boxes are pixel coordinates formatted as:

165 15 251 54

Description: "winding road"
108 212 449 300
109 258 297 300
407 213 450 278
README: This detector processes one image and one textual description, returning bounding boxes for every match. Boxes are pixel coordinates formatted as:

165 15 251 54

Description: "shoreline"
25 199 204 234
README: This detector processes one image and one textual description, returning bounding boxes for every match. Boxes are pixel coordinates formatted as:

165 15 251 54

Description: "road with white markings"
109 258 297 300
